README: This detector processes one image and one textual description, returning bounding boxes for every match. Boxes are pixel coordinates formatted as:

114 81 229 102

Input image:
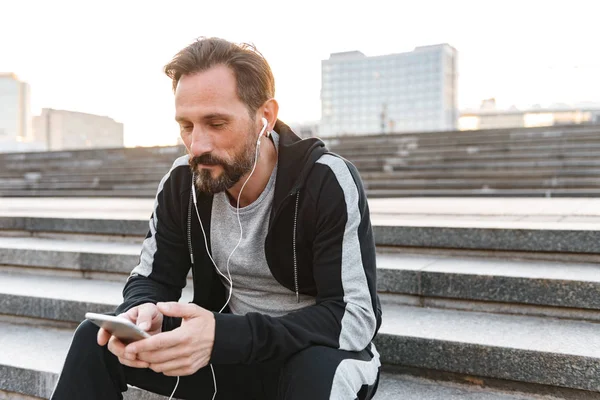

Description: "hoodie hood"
271 119 327 213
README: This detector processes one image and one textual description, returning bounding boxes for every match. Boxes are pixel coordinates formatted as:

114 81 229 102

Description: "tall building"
32 108 124 151
0 73 32 152
320 44 458 137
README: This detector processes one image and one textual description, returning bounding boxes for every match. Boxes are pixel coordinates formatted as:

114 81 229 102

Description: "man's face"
175 65 259 194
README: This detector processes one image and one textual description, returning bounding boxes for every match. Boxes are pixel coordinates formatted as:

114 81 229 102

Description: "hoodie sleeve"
114 156 191 332
210 154 380 364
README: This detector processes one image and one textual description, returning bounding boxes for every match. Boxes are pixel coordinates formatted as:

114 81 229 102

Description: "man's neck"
226 136 277 208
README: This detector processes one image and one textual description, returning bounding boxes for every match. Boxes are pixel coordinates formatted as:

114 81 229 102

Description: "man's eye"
210 123 225 129
180 126 193 133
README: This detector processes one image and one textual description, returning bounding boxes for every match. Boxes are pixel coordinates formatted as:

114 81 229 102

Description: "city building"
320 44 458 137
288 121 319 138
459 100 600 130
0 73 35 152
32 108 124 151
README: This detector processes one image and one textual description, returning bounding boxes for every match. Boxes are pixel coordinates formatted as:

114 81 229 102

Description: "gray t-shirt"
210 132 316 317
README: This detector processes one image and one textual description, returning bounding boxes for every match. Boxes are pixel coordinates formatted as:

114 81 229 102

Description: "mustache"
189 153 228 169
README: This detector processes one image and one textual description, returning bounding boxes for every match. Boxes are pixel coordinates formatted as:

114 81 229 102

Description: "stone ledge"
374 225 600 253
4 246 600 312
375 334 600 393
376 304 600 393
3 217 600 254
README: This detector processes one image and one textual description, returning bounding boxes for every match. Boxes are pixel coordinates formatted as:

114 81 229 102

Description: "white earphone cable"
185 118 267 400
168 376 179 400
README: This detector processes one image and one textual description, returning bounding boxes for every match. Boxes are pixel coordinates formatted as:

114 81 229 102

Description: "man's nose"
189 129 214 158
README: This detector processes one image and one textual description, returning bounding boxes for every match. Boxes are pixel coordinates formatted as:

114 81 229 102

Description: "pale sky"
1 0 598 147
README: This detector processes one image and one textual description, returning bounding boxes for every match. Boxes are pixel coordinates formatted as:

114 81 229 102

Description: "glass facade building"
0 73 31 151
320 44 458 137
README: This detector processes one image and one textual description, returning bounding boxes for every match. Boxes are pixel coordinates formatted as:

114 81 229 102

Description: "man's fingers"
157 302 202 319
136 345 191 364
154 352 210 377
108 336 150 369
107 335 128 358
97 327 111 346
118 356 149 369
122 309 138 323
149 355 195 375
136 303 158 332
125 329 182 354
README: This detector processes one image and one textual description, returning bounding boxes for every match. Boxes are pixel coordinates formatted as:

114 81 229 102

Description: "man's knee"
68 319 106 361
279 346 379 400
72 319 100 345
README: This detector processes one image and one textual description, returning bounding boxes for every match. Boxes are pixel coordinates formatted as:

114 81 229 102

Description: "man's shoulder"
304 152 366 199
170 154 190 171
311 152 362 184
158 154 191 195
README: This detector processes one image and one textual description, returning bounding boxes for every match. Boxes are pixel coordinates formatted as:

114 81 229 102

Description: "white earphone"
258 117 269 144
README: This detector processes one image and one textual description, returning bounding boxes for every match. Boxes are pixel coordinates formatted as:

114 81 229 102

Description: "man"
51 37 382 400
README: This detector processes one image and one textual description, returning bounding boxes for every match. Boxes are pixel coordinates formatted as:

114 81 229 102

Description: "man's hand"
123 302 215 376
97 302 164 369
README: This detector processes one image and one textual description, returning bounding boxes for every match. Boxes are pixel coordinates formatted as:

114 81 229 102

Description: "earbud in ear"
258 117 269 142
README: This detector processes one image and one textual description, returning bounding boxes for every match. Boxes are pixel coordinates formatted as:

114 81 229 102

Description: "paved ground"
2 197 600 230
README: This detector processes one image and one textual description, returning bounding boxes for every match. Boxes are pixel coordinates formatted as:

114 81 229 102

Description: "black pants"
50 320 380 399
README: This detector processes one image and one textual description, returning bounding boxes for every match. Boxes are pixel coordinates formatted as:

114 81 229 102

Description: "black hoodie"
115 120 382 365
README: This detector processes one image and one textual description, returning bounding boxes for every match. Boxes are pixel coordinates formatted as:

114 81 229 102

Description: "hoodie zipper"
293 191 300 303
187 191 194 265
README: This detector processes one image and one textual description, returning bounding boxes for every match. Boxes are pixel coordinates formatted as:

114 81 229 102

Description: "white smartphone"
85 312 151 343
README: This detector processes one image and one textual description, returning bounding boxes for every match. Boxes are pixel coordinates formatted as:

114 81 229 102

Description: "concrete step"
361 168 600 180
377 253 600 318
326 127 600 147
7 178 600 193
0 144 184 161
0 167 171 179
0 175 163 184
3 216 600 258
344 149 600 165
363 177 600 190
0 273 194 324
1 165 597 179
331 139 600 160
376 302 600 393
4 188 598 198
376 370 578 399
352 157 600 171
0 236 193 282
0 323 564 400
0 238 600 321
0 160 170 172
0 189 157 197
334 141 600 159
4 186 600 200
0 216 149 237
3 240 600 321
366 188 600 197
0 182 158 191
335 138 600 151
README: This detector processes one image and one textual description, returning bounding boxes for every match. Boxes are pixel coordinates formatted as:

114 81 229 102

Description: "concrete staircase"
1 208 598 399
0 146 183 198
324 125 600 197
2 124 600 198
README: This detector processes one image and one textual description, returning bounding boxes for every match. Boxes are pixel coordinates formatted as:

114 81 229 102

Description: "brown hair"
164 37 275 117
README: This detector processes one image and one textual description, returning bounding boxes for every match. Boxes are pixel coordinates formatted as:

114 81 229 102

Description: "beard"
189 126 258 195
